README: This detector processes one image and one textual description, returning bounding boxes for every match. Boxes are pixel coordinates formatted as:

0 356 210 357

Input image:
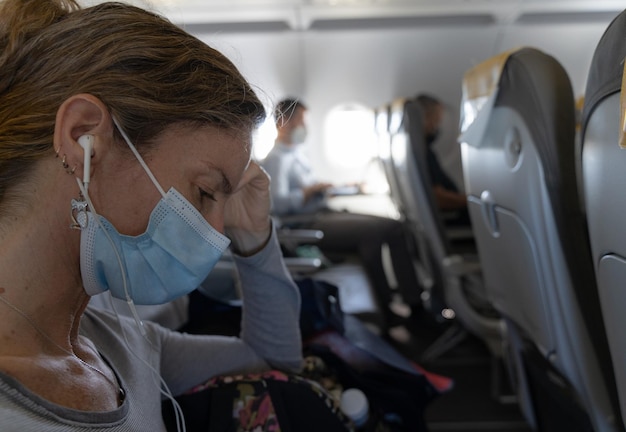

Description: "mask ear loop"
111 116 167 199
100 116 164 331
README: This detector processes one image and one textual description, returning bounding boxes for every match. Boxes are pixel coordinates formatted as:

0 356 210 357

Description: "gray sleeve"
262 152 305 215
159 226 303 396
234 227 303 370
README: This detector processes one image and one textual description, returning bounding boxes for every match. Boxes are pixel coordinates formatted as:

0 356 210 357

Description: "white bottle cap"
340 388 369 427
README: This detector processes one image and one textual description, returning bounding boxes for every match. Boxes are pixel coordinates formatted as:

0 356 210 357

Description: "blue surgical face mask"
74 119 230 305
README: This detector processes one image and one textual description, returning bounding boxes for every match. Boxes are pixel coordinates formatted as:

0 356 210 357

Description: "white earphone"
78 135 94 187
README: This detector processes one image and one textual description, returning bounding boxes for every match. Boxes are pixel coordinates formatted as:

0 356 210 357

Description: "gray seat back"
581 8 626 430
376 104 404 218
462 46 618 430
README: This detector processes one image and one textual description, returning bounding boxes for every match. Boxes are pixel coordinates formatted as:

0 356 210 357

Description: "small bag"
297 277 345 340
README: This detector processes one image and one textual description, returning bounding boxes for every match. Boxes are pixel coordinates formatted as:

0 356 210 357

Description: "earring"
70 196 89 230
60 154 76 174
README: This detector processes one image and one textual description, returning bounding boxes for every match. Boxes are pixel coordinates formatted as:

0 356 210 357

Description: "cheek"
94 176 161 236
125 194 162 236
205 212 225 234
200 201 227 234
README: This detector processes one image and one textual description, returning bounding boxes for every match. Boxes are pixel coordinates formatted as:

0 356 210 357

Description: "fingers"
224 160 271 230
224 161 273 255
233 161 270 194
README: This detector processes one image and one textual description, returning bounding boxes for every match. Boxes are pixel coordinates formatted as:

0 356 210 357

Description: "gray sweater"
0 227 303 431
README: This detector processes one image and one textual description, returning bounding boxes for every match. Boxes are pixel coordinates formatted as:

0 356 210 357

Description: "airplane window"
253 103 381 185
324 103 378 169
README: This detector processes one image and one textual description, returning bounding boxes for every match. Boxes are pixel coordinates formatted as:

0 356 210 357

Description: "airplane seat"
461 46 620 431
376 104 405 218
386 97 503 363
580 8 626 431
375 103 435 312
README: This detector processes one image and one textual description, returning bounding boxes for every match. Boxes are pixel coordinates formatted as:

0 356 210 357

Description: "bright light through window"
252 116 277 161
324 104 377 169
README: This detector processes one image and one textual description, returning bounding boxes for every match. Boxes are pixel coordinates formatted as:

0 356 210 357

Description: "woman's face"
97 123 251 236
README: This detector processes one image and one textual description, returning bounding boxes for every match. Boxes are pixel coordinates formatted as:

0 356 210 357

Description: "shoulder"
82 305 131 331
81 306 167 358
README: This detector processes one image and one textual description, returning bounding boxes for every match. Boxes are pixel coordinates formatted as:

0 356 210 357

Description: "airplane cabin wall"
197 16 614 189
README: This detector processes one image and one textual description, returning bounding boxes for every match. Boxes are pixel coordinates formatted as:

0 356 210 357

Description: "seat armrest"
283 257 323 274
278 228 324 245
274 214 319 229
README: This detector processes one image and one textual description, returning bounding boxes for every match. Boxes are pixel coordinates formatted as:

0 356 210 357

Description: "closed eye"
200 188 217 202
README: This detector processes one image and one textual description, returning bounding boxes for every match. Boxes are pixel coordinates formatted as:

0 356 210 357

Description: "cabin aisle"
377 305 533 432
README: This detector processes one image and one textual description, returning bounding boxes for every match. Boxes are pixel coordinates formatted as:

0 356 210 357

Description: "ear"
53 94 112 185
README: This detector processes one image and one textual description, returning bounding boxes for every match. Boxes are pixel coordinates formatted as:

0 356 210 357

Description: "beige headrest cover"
459 47 523 145
463 48 521 101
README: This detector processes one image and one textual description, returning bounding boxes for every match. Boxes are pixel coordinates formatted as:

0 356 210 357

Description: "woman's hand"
224 161 272 256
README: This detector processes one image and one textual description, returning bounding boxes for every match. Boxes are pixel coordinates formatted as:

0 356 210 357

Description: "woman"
0 1 302 430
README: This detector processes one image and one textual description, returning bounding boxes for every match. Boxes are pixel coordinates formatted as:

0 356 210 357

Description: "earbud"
78 135 94 187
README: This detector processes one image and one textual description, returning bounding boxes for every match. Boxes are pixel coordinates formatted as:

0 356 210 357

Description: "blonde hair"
0 0 265 206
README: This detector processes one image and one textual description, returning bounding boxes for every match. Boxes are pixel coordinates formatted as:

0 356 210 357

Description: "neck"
0 174 88 355
0 286 89 356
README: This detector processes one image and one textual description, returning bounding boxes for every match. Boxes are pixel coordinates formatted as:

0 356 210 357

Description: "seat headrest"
459 47 524 148
582 9 626 138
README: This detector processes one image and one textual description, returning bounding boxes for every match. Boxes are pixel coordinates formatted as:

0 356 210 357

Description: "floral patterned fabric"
186 370 353 432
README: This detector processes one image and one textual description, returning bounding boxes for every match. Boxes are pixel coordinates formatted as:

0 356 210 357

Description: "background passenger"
415 94 471 227
0 1 301 430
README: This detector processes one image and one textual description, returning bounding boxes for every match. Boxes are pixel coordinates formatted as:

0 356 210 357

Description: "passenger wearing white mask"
262 99 334 215
262 98 425 332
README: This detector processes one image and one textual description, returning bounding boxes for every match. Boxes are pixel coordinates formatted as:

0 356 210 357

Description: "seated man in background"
415 94 471 227
261 99 333 216
262 98 424 330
